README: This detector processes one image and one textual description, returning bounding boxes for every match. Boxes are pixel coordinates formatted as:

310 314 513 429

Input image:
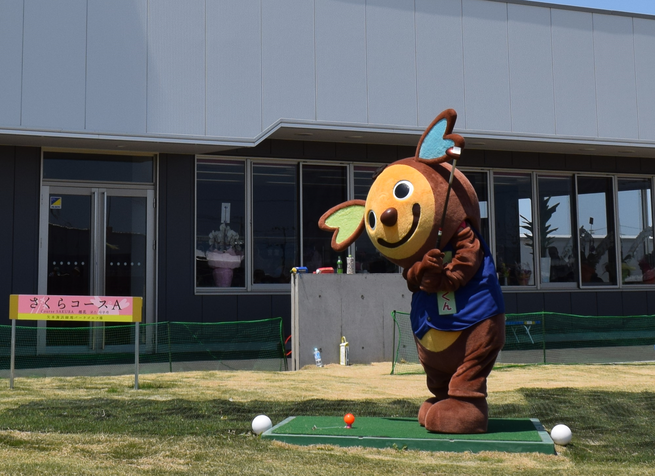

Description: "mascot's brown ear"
318 200 366 252
415 109 465 165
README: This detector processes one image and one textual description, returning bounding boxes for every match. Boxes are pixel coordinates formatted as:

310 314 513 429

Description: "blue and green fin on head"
317 109 464 252
415 109 465 165
318 200 366 252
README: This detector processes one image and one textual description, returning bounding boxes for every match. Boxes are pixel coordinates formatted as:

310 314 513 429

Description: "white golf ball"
550 424 572 445
251 414 273 435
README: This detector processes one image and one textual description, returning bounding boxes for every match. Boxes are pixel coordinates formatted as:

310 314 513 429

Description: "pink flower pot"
212 267 234 287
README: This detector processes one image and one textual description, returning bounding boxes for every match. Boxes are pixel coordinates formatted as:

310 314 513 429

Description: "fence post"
542 313 546 364
391 311 397 375
10 320 16 390
134 322 140 390
167 321 172 373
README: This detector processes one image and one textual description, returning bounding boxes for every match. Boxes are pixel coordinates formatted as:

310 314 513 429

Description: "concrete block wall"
291 273 410 369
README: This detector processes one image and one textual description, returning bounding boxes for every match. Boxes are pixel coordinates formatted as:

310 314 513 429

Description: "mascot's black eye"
393 181 414 200
368 210 376 230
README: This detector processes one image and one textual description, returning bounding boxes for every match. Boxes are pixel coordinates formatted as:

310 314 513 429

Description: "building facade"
2 0 655 350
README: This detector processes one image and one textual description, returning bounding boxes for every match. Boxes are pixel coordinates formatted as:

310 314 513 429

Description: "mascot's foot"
424 397 488 434
418 397 440 427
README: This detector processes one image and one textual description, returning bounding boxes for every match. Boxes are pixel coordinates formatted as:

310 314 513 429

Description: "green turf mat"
263 416 555 454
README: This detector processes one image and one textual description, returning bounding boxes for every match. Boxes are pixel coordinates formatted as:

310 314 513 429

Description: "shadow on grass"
493 388 655 465
1 389 653 465
0 398 419 437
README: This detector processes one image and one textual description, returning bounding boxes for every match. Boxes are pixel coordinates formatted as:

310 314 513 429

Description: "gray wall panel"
0 1 23 127
11 147 40 295
159 154 202 322
551 9 597 137
0 147 15 322
206 0 262 139
315 0 367 124
633 18 655 141
21 0 87 130
593 14 638 140
366 0 418 126
86 0 147 134
415 0 466 127
507 3 555 134
261 0 315 128
5 1 655 147
462 0 511 132
147 0 205 135
292 274 408 368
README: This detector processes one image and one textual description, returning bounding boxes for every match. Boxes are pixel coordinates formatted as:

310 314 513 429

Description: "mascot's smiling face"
319 109 478 270
365 163 436 263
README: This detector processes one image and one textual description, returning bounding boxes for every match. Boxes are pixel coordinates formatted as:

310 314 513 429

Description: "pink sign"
9 295 142 322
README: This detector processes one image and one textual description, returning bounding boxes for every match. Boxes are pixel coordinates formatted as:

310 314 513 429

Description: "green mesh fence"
0 318 287 378
391 311 655 374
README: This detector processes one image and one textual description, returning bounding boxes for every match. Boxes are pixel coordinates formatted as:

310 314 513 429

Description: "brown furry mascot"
319 109 505 434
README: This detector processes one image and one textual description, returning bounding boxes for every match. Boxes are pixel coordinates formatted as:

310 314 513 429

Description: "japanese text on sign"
9 295 142 322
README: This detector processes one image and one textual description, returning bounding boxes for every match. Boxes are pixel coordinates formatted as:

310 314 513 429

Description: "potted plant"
205 224 243 287
515 262 532 286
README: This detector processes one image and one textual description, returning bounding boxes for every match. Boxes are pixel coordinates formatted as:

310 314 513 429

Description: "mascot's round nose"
380 208 398 227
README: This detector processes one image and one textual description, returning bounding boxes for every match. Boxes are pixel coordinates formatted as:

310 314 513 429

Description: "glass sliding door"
45 190 94 346
40 186 154 351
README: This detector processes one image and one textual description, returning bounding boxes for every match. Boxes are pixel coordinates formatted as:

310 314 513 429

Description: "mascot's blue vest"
410 230 504 337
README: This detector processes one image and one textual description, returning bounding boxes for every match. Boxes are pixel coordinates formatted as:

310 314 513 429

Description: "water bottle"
337 256 343 274
313 348 323 367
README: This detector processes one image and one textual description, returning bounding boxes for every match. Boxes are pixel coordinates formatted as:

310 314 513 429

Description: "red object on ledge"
314 267 335 274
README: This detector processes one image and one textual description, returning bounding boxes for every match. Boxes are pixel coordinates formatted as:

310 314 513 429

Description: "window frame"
195 155 655 294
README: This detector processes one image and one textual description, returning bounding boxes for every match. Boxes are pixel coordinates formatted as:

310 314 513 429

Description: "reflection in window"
253 164 298 284
353 166 398 273
493 173 534 286
618 178 653 285
302 165 347 273
536 176 577 284
196 160 246 288
577 176 616 286
463 171 490 245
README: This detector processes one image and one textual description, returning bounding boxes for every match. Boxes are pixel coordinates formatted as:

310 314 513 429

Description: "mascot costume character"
319 109 505 434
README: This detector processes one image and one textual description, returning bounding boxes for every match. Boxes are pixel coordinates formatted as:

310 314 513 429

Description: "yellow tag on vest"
437 251 456 315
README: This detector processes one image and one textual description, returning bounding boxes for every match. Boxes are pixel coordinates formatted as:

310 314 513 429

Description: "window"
577 176 617 286
493 172 534 286
618 178 654 285
252 164 298 285
353 166 398 273
195 155 655 292
196 159 246 289
301 165 347 273
536 175 577 284
44 152 154 183
462 170 490 245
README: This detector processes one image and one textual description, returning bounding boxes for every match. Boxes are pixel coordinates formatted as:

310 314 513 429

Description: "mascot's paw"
424 397 488 434
418 397 441 427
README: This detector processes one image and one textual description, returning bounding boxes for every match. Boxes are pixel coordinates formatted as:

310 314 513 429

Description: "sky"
525 0 655 16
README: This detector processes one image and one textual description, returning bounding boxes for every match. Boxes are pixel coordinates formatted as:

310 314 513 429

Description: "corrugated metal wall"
1 0 654 145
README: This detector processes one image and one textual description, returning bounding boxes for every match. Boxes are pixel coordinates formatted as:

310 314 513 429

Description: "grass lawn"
0 362 654 475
